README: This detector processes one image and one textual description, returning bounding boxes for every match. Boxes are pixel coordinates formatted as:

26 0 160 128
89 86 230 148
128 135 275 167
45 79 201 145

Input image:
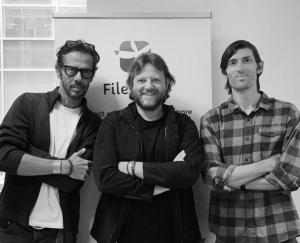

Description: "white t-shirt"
29 101 82 229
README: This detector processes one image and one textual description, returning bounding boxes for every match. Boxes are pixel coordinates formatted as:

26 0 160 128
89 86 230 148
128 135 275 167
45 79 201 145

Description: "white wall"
88 0 300 106
85 0 300 242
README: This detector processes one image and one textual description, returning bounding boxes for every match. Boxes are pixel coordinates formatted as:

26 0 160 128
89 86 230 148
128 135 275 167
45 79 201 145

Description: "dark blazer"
0 88 101 243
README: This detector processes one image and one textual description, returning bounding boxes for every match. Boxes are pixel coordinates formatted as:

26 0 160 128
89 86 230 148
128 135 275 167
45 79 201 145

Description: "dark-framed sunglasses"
62 65 96 79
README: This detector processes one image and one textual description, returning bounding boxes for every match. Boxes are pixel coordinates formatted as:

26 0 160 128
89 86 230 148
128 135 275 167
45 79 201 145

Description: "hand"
152 152 185 195
152 150 186 195
267 154 281 171
173 150 186 162
153 185 170 195
118 161 128 174
65 148 92 181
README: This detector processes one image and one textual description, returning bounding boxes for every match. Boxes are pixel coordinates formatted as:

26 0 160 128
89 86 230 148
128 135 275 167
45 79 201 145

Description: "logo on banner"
115 41 151 72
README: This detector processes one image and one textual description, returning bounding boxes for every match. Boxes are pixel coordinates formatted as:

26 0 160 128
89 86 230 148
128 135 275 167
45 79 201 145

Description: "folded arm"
264 108 300 192
28 145 92 193
245 177 280 190
200 114 279 192
227 154 280 188
93 114 154 201
0 94 98 193
140 115 203 188
118 150 187 195
33 117 100 193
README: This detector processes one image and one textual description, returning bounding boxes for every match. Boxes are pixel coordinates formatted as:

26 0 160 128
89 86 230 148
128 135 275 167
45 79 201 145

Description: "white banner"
54 14 212 243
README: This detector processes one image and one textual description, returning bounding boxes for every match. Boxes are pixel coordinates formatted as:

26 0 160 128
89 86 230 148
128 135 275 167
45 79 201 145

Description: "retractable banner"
55 14 212 243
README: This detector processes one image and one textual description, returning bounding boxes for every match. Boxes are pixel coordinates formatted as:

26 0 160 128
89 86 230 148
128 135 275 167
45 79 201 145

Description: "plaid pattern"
200 92 300 242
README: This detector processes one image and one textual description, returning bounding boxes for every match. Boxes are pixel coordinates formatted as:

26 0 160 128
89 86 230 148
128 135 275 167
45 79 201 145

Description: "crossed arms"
93 112 203 201
200 107 300 192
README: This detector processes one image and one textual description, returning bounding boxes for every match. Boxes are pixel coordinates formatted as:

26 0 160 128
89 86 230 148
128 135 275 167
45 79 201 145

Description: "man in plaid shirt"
200 40 300 243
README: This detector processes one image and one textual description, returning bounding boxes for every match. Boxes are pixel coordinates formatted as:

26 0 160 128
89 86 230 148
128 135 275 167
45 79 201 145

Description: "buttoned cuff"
265 166 298 191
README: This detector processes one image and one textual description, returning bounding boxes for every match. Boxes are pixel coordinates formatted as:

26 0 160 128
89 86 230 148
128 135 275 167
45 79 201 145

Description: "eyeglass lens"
63 65 94 79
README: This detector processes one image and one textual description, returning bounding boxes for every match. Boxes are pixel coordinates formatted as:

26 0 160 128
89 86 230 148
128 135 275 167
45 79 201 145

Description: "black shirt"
118 113 173 243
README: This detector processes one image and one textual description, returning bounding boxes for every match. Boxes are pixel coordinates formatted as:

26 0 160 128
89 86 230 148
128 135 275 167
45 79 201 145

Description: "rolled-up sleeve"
200 114 236 191
265 106 300 192
0 94 30 174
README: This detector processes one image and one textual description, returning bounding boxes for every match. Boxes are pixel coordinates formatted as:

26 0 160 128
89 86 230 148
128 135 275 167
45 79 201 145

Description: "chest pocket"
259 125 286 137
257 125 286 157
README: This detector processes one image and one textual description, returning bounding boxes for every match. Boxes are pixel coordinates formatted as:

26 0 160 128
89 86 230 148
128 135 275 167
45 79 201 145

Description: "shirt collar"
227 91 274 113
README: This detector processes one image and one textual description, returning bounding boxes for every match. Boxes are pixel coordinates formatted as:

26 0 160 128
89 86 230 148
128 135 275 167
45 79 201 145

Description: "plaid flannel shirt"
200 92 300 243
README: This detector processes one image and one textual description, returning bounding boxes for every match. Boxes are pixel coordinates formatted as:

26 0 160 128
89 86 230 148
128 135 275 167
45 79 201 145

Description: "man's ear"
257 61 264 74
90 67 98 83
221 70 228 79
165 77 171 89
55 65 62 79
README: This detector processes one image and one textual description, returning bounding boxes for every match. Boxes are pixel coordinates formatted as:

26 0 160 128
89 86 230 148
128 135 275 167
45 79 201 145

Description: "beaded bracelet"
131 161 136 177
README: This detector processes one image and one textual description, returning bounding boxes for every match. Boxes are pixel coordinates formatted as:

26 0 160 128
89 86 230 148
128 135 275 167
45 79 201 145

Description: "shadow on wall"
78 174 100 243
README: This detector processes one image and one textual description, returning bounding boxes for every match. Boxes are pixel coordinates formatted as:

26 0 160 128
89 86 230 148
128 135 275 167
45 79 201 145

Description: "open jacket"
0 88 101 243
91 103 203 243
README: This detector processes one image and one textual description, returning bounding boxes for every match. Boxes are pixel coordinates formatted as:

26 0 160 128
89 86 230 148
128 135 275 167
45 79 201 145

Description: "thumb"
74 148 86 157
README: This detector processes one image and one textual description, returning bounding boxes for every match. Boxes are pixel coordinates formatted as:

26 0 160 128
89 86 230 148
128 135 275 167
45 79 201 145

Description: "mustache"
142 90 159 95
70 84 84 89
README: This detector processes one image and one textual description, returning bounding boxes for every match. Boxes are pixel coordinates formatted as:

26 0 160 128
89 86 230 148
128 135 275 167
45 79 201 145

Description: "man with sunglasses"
0 40 101 243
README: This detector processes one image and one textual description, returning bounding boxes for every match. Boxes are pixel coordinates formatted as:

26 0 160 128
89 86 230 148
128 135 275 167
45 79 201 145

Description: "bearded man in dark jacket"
91 52 204 243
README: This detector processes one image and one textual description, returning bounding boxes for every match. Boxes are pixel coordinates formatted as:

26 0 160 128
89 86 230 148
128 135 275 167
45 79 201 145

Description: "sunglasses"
62 65 95 79
65 40 96 51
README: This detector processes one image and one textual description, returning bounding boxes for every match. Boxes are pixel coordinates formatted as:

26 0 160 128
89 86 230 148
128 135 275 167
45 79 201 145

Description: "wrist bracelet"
52 160 61 174
128 161 133 176
126 161 130 175
67 159 73 175
60 159 63 173
132 161 136 177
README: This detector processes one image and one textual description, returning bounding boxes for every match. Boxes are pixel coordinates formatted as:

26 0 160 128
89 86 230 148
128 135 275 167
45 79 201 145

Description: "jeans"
215 237 298 243
0 220 63 243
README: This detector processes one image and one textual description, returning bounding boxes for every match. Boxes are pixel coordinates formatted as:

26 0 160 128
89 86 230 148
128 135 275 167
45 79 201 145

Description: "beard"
62 82 87 100
131 89 166 111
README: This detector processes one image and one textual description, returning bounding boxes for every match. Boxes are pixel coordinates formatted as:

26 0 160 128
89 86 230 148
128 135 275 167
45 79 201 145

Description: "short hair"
220 40 263 94
56 40 100 70
126 52 175 101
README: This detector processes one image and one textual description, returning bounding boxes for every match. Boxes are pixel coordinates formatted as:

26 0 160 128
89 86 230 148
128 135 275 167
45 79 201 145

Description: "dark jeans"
0 220 63 243
215 237 298 243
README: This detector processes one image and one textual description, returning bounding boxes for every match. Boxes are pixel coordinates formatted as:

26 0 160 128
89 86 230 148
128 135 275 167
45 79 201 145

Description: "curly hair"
56 40 100 70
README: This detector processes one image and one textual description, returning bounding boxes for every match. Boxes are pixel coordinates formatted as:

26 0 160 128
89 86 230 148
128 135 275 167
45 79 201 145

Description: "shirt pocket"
259 125 286 137
257 125 286 157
